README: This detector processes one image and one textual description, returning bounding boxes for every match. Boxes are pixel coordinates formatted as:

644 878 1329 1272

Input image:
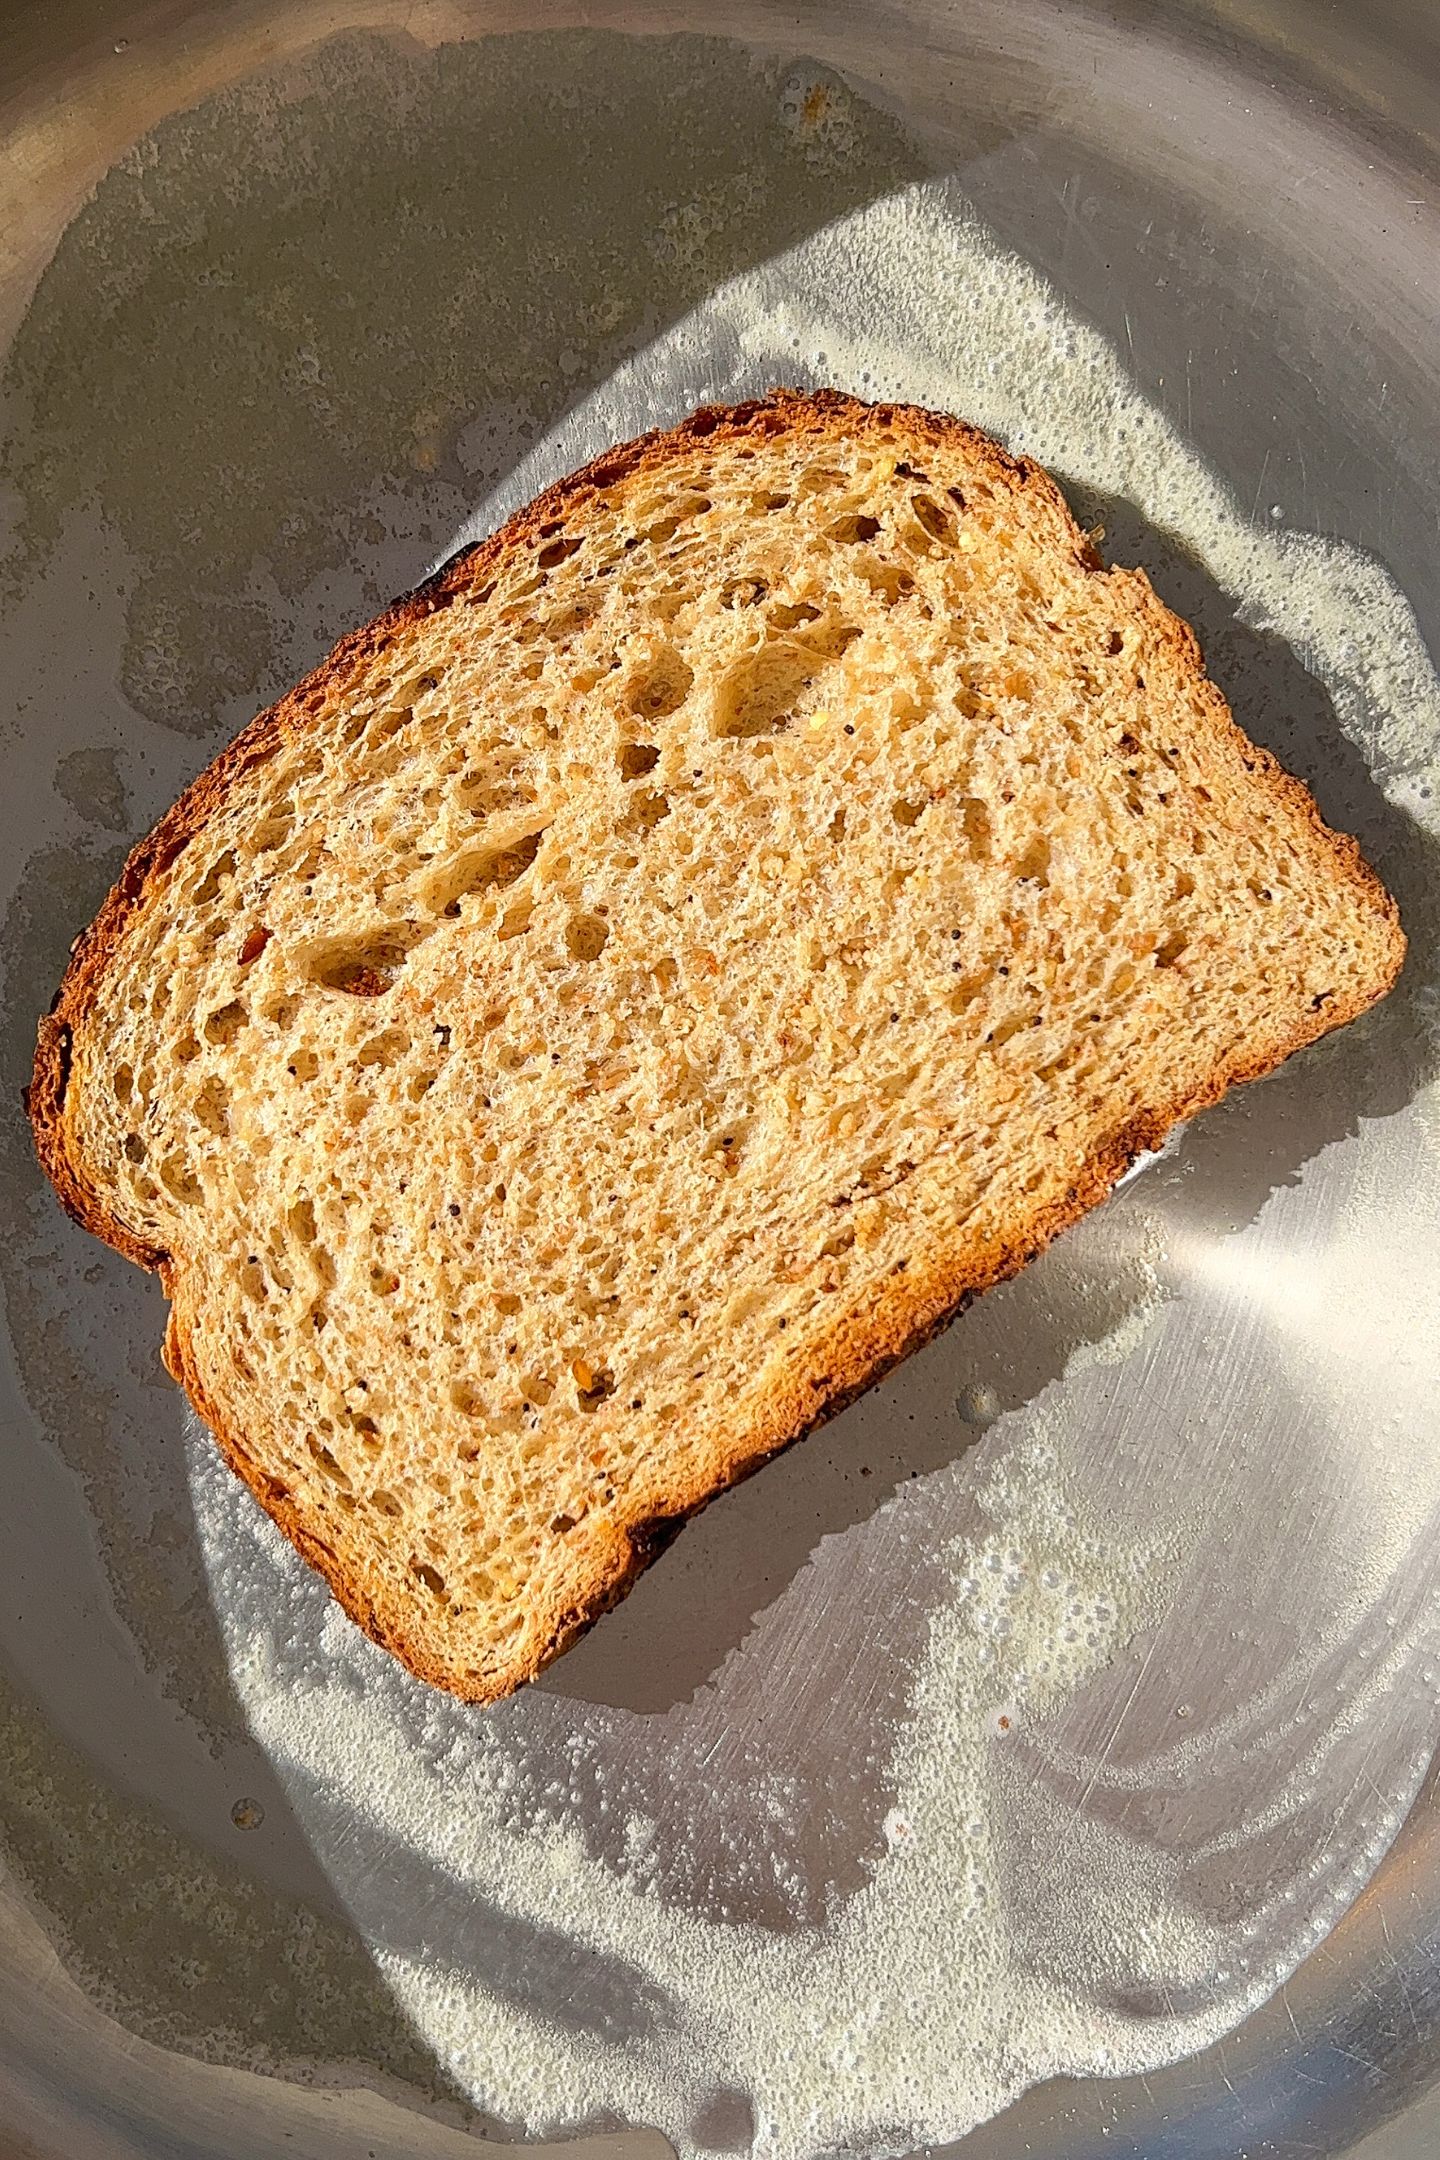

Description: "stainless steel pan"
1 4 1437 2154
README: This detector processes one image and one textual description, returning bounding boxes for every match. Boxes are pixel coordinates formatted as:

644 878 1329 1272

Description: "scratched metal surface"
1 1 1438 2156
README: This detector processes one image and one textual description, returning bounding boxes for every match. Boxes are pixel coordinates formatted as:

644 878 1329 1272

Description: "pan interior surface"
0 8 1437 2160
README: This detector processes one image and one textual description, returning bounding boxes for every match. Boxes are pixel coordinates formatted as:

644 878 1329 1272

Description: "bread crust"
27 389 1406 1701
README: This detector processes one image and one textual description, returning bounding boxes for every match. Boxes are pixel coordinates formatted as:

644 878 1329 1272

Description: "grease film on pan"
1 25 1437 2160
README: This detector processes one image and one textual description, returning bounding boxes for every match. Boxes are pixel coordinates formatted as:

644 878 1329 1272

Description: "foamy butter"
195 177 1440 2158
210 1425 1179 2150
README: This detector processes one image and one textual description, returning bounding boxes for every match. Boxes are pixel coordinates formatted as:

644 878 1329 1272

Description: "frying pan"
2 3 1438 2155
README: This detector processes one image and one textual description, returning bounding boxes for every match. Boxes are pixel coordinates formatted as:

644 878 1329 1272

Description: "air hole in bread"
858 557 914 605
720 576 769 608
250 811 293 854
423 829 545 918
308 1438 353 1488
619 741 661 779
192 850 237 906
827 511 881 544
566 914 610 962
193 1077 231 1133
497 902 534 943
1016 836 1051 885
949 972 988 1015
910 493 954 542
356 1028 411 1068
204 1000 248 1046
287 1198 316 1246
458 771 539 818
306 925 422 995
159 1153 202 1205
987 1014 1033 1049
636 493 712 548
626 650 693 719
711 620 858 740
358 703 417 753
960 798 993 860
624 789 671 834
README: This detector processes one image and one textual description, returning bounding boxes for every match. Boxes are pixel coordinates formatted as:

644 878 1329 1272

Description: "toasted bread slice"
30 391 1403 1701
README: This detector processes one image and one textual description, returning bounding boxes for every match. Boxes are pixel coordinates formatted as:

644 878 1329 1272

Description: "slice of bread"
30 390 1403 1702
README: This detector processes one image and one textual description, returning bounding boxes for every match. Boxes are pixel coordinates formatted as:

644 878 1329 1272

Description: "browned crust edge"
26 388 1406 1703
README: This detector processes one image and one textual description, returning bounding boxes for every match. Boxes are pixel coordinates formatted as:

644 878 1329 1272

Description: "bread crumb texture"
30 391 1404 1700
